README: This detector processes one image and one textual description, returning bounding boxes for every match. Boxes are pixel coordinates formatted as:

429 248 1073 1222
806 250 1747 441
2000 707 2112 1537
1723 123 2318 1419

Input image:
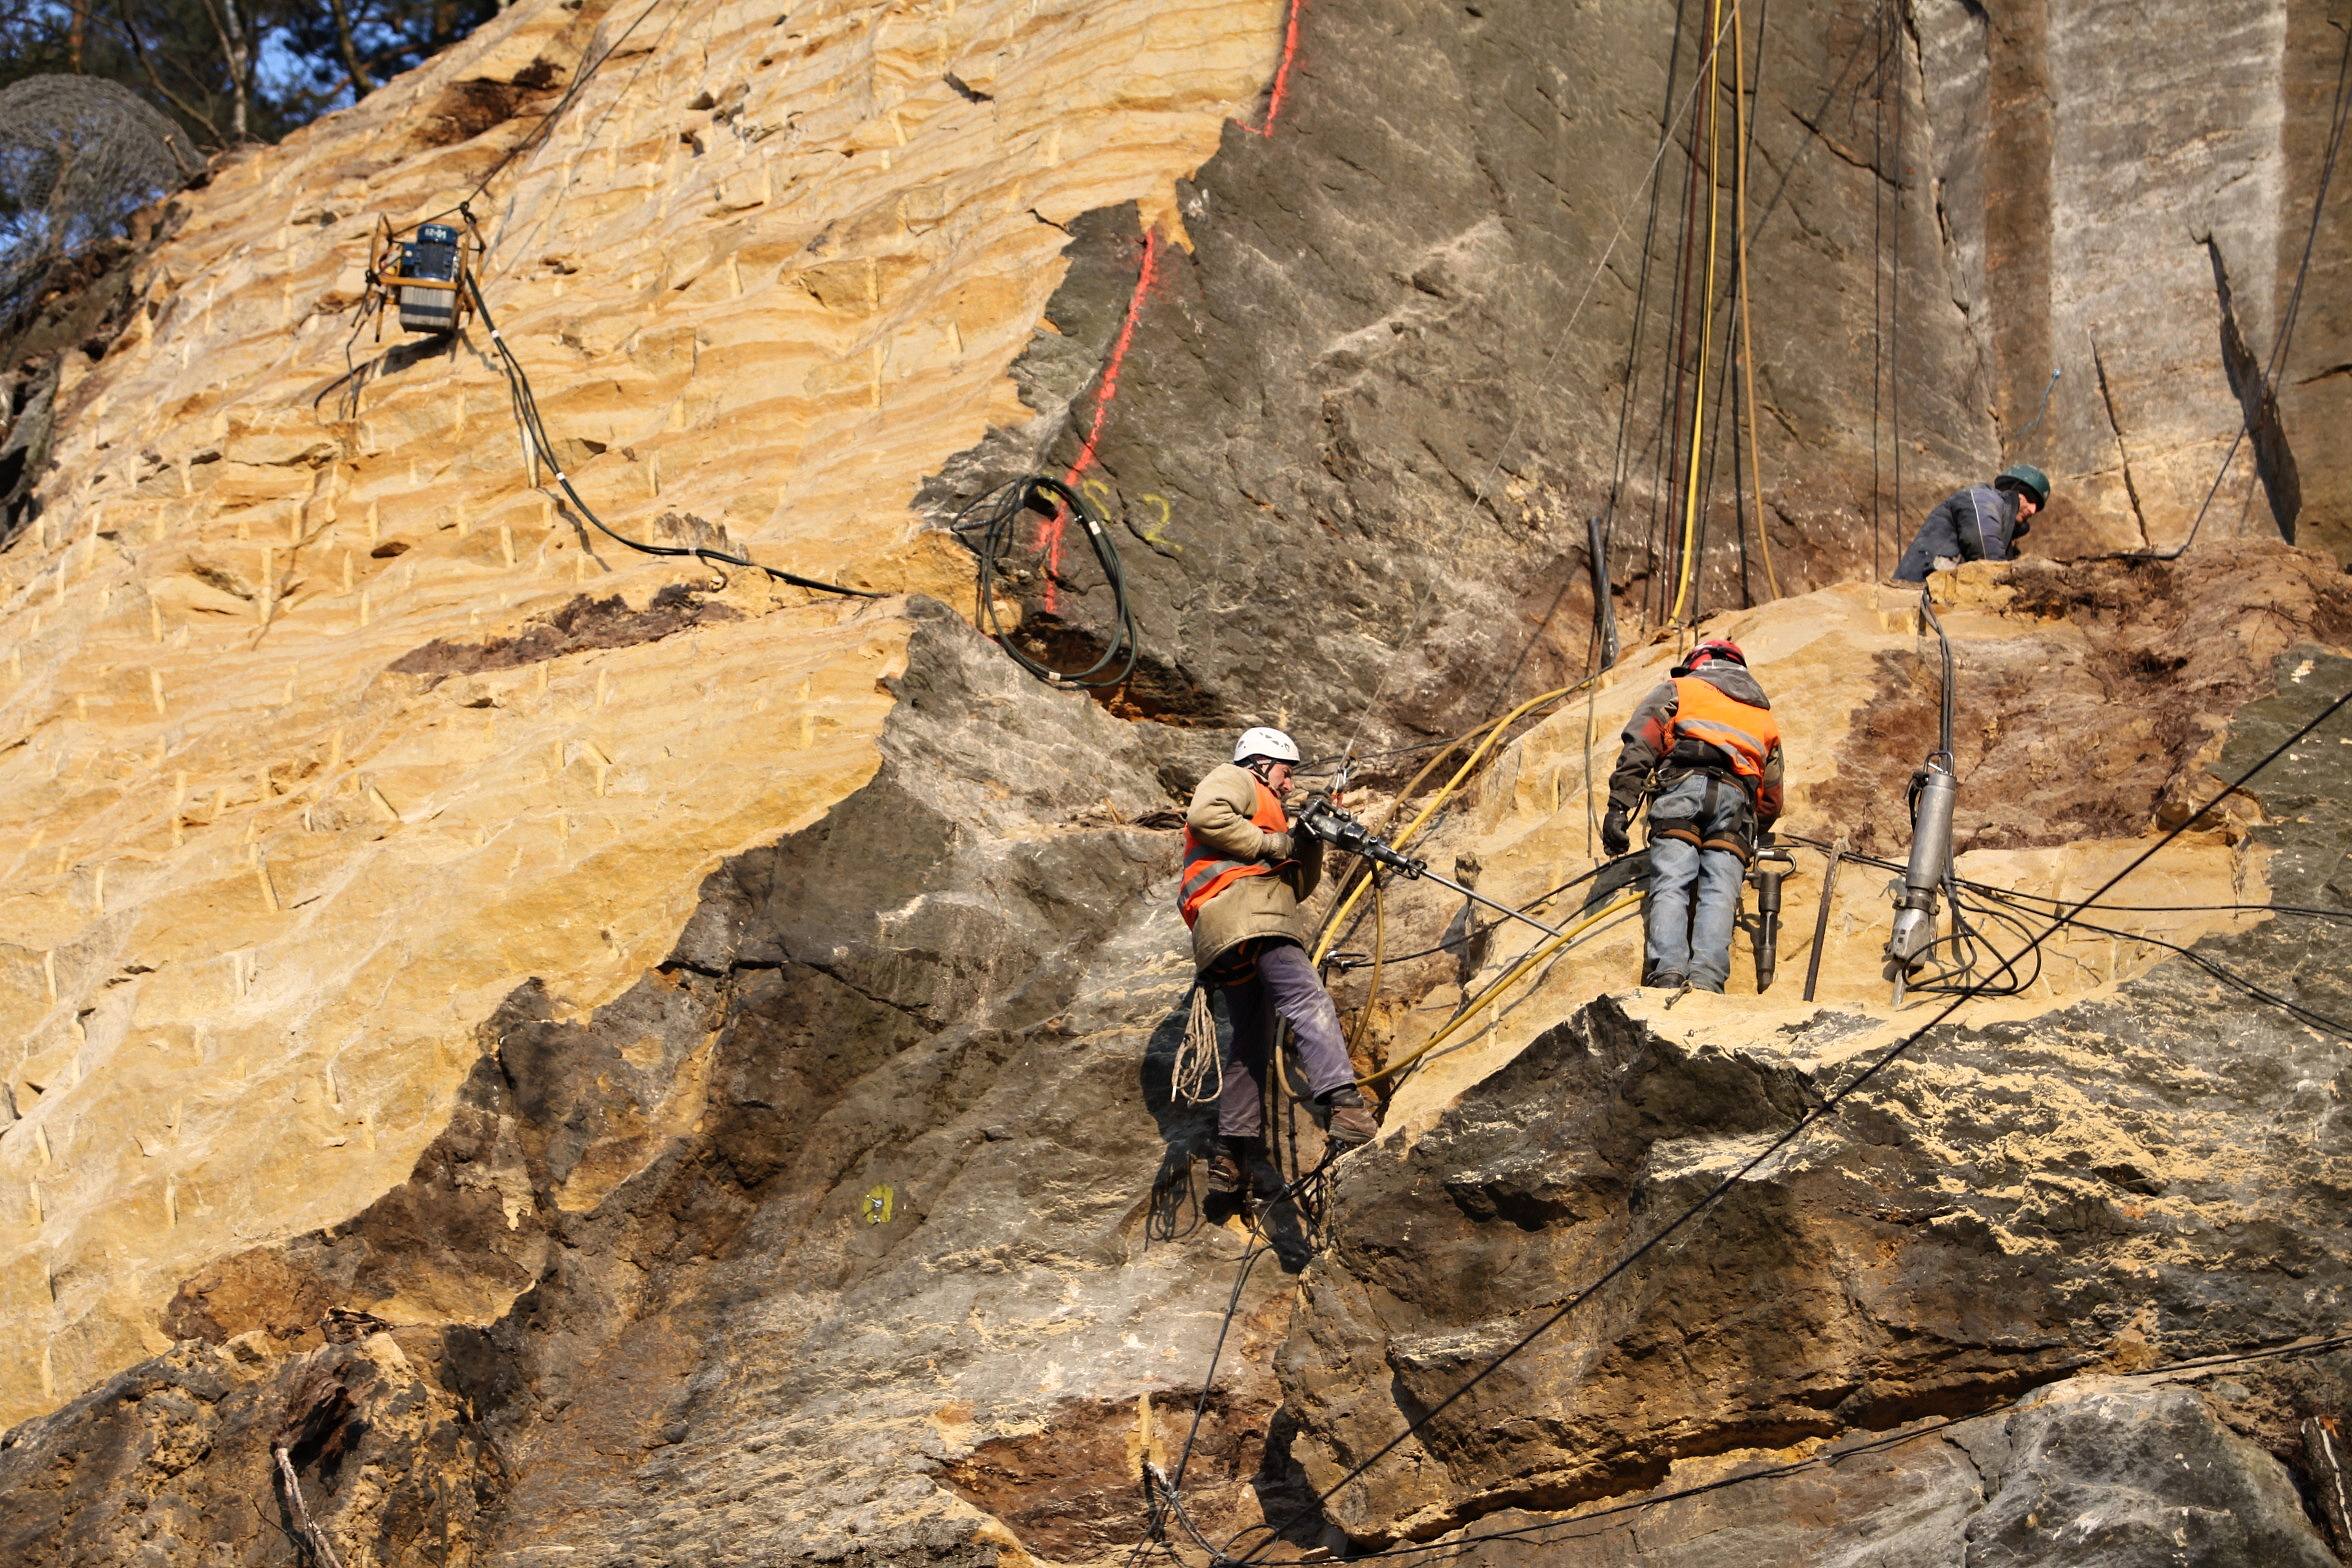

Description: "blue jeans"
1643 772 1749 991
1215 940 1355 1137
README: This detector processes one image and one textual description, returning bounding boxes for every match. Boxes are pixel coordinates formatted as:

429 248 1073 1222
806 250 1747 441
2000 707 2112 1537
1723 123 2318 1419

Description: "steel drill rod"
1406 867 1580 943
1802 840 1843 1002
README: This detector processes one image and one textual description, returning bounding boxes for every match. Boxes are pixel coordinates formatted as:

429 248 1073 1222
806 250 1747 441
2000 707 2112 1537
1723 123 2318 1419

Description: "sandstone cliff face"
3 0 2351 1565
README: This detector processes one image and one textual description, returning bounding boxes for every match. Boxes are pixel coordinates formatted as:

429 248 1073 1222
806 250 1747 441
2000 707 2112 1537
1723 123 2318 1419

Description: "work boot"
1642 969 1689 990
1205 1137 1280 1205
1318 1087 1380 1149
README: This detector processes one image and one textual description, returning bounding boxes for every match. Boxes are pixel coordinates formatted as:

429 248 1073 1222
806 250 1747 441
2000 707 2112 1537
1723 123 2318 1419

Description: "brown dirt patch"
939 1390 1275 1558
411 66 563 153
390 583 740 681
1810 547 2352 859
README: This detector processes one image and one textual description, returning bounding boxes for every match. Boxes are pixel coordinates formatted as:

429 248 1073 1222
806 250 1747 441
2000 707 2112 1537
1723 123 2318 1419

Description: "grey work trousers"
1644 771 1748 991
1214 939 1355 1137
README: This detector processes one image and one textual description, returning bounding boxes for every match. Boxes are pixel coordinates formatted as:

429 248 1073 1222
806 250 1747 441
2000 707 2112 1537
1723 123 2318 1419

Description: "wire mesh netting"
0 74 198 329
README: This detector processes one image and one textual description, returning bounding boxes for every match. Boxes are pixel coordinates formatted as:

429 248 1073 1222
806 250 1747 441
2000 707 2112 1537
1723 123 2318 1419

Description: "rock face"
3 0 2351 1565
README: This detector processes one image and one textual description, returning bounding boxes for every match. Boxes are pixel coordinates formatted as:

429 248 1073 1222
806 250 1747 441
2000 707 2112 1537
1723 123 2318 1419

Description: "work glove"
1264 831 1295 863
1601 809 1631 858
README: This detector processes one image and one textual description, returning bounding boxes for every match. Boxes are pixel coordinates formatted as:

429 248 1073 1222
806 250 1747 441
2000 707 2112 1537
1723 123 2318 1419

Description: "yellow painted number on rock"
1137 493 1179 553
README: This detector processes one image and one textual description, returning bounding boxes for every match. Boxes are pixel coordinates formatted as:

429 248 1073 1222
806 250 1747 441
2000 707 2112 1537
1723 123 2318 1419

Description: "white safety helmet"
1233 726 1301 767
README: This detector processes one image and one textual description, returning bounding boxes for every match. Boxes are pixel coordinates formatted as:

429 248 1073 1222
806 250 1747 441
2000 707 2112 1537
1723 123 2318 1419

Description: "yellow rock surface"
1367 577 2273 1134
0 0 1287 1425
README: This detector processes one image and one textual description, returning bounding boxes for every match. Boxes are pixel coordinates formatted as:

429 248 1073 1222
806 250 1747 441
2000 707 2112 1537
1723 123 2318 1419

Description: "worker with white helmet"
1178 726 1378 1205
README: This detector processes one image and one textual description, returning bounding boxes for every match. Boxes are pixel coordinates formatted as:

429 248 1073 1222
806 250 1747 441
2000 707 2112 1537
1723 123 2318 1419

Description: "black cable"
1774 833 2352 925
1777 833 2352 1037
1142 1149 1344 1566
415 0 670 231
1966 884 2352 1045
948 473 1140 690
463 272 877 598
2104 18 2351 561
1223 681 2352 1563
1327 861 1620 972
1236 1328 2352 1564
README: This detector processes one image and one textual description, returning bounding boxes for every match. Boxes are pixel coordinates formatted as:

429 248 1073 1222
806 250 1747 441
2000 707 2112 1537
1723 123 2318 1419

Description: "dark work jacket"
1605 662 1786 825
1894 484 2029 582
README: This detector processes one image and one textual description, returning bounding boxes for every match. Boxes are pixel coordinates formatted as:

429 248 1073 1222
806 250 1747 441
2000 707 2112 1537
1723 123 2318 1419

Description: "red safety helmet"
1673 638 1746 675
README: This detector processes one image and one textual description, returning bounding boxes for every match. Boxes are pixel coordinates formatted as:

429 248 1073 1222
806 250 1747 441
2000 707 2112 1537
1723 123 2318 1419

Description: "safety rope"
2111 18 2350 561
1333 2 1744 774
1664 0 1726 629
1217 677 2352 1563
414 0 671 232
1729 0 1780 602
1171 983 1224 1106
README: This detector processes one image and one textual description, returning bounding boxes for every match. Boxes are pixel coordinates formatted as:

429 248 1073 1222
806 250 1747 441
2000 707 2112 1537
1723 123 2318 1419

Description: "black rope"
1237 1328 2352 1564
1326 861 1623 972
415 0 671 231
1778 833 2352 1039
2100 17 2351 561
463 272 877 598
947 475 1140 690
1221 680 2352 1562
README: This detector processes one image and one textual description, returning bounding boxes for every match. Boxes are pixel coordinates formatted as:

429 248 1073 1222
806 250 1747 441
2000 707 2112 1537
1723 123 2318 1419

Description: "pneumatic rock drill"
1882 585 1961 1006
1296 797 1581 944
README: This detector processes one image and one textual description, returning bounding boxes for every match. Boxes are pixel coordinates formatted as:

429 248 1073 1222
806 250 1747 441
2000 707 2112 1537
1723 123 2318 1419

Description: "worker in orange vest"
1180 727 1378 1204
1600 639 1786 992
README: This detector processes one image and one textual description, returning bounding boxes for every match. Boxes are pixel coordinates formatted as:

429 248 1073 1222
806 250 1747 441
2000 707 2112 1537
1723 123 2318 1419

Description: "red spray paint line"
1253 0 1306 137
1044 227 1161 611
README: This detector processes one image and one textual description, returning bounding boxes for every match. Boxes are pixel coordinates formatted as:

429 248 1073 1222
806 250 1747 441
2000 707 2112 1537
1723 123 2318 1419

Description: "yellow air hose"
1358 891 1642 1089
1312 677 1599 966
1666 0 1727 628
1731 0 1781 601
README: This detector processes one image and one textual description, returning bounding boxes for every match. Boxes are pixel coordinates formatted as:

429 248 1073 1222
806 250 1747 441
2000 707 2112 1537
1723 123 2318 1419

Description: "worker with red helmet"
1600 638 1786 991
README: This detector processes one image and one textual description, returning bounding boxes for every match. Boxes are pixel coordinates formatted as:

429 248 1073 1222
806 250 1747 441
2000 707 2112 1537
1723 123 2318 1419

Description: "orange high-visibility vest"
1670 675 1779 785
1177 776 1289 928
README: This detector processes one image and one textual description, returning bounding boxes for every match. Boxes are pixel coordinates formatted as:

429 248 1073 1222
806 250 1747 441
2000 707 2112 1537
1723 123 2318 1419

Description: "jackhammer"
1743 845 1796 992
1295 797 1581 944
